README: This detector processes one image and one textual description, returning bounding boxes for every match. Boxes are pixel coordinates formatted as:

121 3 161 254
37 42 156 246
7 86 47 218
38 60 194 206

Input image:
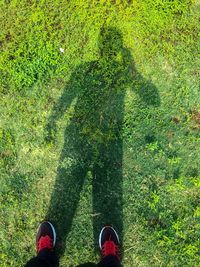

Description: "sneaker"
99 225 120 259
36 221 56 254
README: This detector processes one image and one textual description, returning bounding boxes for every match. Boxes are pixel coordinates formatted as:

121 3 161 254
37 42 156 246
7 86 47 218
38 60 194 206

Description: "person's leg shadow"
92 138 123 249
91 90 124 253
46 121 91 257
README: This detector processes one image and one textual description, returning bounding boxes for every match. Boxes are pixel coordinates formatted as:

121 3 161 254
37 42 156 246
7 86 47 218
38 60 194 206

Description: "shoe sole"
47 221 56 246
99 225 120 249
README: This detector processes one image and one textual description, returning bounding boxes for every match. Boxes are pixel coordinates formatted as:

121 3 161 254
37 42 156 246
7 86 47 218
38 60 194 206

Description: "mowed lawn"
0 0 200 266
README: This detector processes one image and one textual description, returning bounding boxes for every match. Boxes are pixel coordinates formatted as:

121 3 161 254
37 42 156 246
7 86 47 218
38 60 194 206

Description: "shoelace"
102 240 119 258
37 235 53 253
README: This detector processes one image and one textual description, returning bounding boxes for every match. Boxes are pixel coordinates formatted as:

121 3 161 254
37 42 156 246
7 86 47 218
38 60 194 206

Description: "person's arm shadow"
45 65 89 144
121 47 160 107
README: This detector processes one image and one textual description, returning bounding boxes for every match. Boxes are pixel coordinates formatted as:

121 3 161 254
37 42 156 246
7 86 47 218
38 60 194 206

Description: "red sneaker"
99 225 120 260
36 221 56 254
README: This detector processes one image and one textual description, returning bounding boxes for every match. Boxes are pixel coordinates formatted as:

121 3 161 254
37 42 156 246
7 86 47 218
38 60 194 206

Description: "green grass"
0 0 200 266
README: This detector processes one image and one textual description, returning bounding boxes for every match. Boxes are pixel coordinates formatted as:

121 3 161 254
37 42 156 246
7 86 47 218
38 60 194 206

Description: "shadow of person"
45 26 160 257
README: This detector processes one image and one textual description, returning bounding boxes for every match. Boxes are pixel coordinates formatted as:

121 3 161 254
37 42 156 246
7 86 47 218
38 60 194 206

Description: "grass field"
0 0 200 266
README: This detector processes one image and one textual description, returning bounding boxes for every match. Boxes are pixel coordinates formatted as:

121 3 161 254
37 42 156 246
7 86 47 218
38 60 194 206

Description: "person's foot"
36 221 56 254
99 225 120 260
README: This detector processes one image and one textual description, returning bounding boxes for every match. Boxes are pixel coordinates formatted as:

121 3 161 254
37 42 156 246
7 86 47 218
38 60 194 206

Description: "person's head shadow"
45 26 160 258
98 26 124 59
